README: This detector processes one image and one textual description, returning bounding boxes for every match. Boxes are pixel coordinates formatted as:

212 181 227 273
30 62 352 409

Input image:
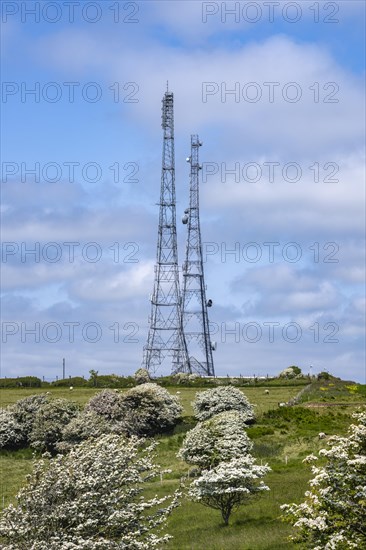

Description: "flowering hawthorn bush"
57 409 119 452
85 389 125 421
188 456 270 525
192 386 255 422
0 408 26 450
0 394 51 450
0 434 180 549
134 368 151 385
281 410 366 549
29 398 80 454
119 383 182 436
13 394 50 433
178 411 253 469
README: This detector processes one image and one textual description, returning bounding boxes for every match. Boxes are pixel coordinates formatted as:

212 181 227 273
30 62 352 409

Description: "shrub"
178 411 253 469
317 371 331 380
120 383 182 436
13 393 50 438
0 434 180 549
0 376 42 388
0 409 26 450
279 367 298 379
51 377 87 387
281 410 366 549
86 373 135 388
134 367 151 385
193 386 255 422
29 398 80 454
85 389 124 420
173 372 190 384
0 394 51 450
57 409 116 452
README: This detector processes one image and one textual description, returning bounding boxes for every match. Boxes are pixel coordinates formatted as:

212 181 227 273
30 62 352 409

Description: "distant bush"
120 383 182 436
29 398 80 454
51 376 88 387
134 368 151 385
317 371 331 380
279 367 303 379
0 376 42 388
246 426 275 438
87 374 135 388
193 386 255 422
158 375 214 388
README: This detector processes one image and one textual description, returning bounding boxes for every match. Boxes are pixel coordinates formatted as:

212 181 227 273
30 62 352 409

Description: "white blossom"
192 386 255 422
281 410 366 549
0 434 180 549
188 457 270 525
178 410 252 469
119 383 182 436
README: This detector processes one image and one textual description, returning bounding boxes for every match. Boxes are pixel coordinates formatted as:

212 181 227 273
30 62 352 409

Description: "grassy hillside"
0 380 365 549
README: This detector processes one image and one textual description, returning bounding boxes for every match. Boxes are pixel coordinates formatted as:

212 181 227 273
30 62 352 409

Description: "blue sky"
1 1 365 382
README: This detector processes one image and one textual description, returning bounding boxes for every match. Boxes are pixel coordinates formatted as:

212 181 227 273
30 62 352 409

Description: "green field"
1 382 365 549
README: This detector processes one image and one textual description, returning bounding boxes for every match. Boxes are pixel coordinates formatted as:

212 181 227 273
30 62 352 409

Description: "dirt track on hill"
303 402 366 407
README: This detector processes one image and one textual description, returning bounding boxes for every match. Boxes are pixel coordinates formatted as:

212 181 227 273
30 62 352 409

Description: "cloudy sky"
1 1 365 382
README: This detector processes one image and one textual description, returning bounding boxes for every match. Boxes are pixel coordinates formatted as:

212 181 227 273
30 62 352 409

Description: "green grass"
0 387 101 408
0 382 364 548
0 449 34 510
0 385 301 414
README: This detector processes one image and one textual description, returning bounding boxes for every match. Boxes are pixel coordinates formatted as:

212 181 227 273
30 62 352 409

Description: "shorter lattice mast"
181 135 215 376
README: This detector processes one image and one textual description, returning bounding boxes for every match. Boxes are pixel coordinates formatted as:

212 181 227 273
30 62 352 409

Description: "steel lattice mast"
181 135 215 376
143 90 189 374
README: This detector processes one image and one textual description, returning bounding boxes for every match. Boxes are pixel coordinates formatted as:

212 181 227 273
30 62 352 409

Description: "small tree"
188 456 270 525
178 411 252 470
29 398 80 454
281 410 366 549
0 434 179 549
193 386 255 422
88 369 99 387
120 383 182 436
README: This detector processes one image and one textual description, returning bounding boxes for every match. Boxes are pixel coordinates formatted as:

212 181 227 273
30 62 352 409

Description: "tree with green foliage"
0 434 180 549
281 410 366 549
88 369 99 387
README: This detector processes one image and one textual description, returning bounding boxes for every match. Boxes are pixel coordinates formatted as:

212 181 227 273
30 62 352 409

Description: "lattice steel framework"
181 135 215 376
143 90 189 374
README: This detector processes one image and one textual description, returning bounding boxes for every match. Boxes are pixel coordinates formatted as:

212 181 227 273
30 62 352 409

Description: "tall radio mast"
143 90 188 373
